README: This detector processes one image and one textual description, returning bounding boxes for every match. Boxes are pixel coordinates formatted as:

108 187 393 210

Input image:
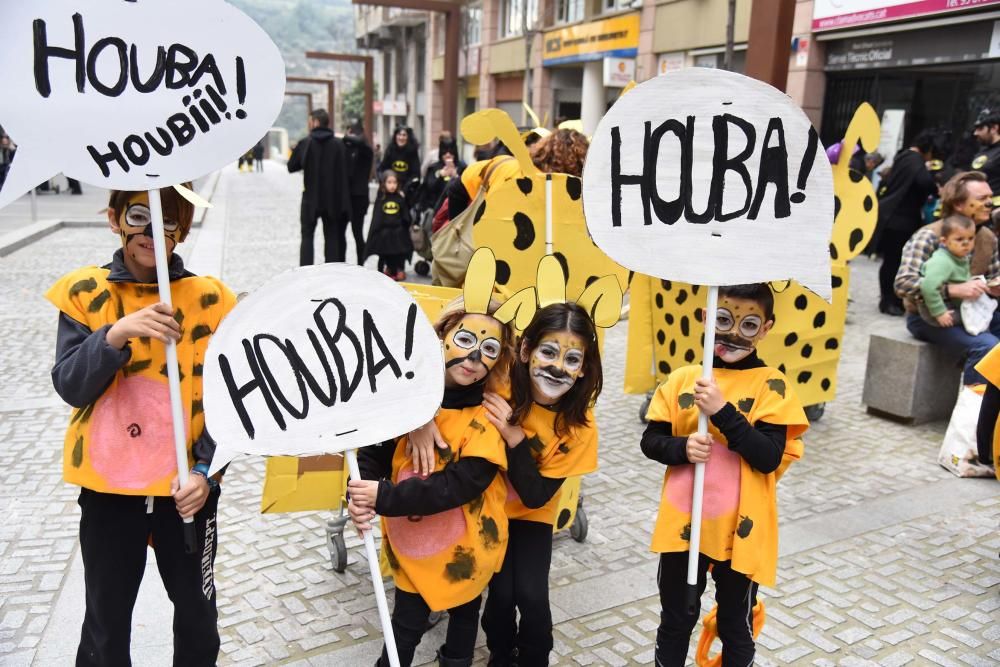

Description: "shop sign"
814 0 1000 32
543 12 640 66
657 51 686 75
603 57 635 87
825 20 996 70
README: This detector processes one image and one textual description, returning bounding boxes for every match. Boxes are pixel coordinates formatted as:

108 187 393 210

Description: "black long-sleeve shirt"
505 435 564 509
640 353 788 474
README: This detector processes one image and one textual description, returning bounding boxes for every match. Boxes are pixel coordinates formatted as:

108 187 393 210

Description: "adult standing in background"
343 122 374 264
287 109 351 265
378 126 421 189
875 130 939 316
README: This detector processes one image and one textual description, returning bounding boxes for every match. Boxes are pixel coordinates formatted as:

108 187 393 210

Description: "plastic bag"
938 386 996 477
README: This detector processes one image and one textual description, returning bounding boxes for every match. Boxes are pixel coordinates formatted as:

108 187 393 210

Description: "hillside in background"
230 0 360 142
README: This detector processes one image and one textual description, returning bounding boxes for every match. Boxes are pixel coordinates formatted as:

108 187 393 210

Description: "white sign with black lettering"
0 0 285 209
204 265 445 475
582 68 834 299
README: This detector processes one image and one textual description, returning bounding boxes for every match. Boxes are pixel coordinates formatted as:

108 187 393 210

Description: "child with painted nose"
640 283 807 666
348 296 514 667
478 302 603 667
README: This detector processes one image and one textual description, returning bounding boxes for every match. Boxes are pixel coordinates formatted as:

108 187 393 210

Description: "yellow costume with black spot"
377 405 509 612
505 405 598 524
647 363 807 586
46 265 236 496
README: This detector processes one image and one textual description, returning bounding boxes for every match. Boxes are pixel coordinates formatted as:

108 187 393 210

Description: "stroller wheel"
415 260 430 276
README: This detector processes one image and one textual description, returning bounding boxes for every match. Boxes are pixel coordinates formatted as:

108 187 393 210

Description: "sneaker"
394 271 406 281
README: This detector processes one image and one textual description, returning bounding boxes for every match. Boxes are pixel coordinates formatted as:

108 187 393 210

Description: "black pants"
67 177 83 194
878 228 912 307
378 589 481 667
349 195 369 264
300 200 347 265
76 488 220 667
482 519 553 666
655 552 757 667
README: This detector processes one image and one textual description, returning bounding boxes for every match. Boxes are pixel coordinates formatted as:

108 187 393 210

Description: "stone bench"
862 330 963 424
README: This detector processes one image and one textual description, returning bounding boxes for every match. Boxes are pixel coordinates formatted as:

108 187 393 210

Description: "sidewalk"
0 162 997 666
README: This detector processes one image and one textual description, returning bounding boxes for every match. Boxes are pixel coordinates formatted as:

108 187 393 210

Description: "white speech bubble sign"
0 0 285 209
582 68 834 301
204 265 445 476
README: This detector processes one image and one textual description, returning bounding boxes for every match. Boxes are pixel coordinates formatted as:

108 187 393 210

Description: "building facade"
355 0 1000 160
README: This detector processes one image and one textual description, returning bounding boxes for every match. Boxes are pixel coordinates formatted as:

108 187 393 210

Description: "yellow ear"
577 275 624 328
494 287 537 330
461 109 540 176
463 247 498 315
522 101 542 129
536 255 568 308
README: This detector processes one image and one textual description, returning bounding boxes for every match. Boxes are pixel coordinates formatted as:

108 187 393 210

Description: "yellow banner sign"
543 13 640 65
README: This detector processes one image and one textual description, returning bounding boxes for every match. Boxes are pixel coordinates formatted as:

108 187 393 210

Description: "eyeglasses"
716 308 763 338
123 204 179 232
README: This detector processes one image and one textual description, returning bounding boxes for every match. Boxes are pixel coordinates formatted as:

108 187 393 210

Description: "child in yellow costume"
479 302 602 667
46 186 236 666
641 283 807 666
348 295 515 667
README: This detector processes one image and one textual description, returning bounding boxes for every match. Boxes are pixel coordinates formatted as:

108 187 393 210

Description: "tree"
342 77 378 130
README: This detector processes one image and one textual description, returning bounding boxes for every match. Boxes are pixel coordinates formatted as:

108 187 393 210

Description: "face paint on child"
528 331 586 403
115 193 182 259
713 297 772 363
443 314 504 386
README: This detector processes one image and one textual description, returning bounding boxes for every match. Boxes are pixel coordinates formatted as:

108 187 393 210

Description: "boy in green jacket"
920 214 977 327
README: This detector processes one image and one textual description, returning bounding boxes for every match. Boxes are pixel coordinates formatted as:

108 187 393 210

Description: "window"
415 40 426 93
602 0 632 13
499 0 538 38
463 4 482 47
556 0 584 24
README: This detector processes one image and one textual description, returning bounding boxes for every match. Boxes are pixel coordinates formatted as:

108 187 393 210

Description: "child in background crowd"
365 170 412 281
920 214 977 328
640 283 807 666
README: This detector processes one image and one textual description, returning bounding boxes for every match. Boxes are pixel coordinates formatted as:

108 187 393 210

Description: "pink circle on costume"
89 375 182 490
664 440 741 518
385 469 467 559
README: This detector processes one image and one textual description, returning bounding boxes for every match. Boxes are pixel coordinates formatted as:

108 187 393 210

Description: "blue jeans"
906 312 1000 385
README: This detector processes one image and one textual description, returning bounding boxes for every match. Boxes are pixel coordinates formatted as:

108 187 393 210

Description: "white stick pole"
545 174 553 254
686 285 718 613
148 189 197 548
345 448 400 667
29 188 38 222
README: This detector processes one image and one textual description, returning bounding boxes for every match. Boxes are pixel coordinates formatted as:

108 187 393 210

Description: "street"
0 162 997 666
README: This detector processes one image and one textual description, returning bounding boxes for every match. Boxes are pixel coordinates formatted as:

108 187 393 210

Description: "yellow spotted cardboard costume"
647 364 807 586
381 405 508 611
46 267 236 496
505 404 598 524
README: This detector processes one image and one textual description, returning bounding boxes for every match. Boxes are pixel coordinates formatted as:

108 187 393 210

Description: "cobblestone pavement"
0 164 997 666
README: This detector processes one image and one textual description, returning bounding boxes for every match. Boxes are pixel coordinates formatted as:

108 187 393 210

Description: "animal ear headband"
494 255 624 331
460 247 515 321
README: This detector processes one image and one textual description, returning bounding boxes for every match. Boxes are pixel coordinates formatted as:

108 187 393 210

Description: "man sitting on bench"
894 171 1000 386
